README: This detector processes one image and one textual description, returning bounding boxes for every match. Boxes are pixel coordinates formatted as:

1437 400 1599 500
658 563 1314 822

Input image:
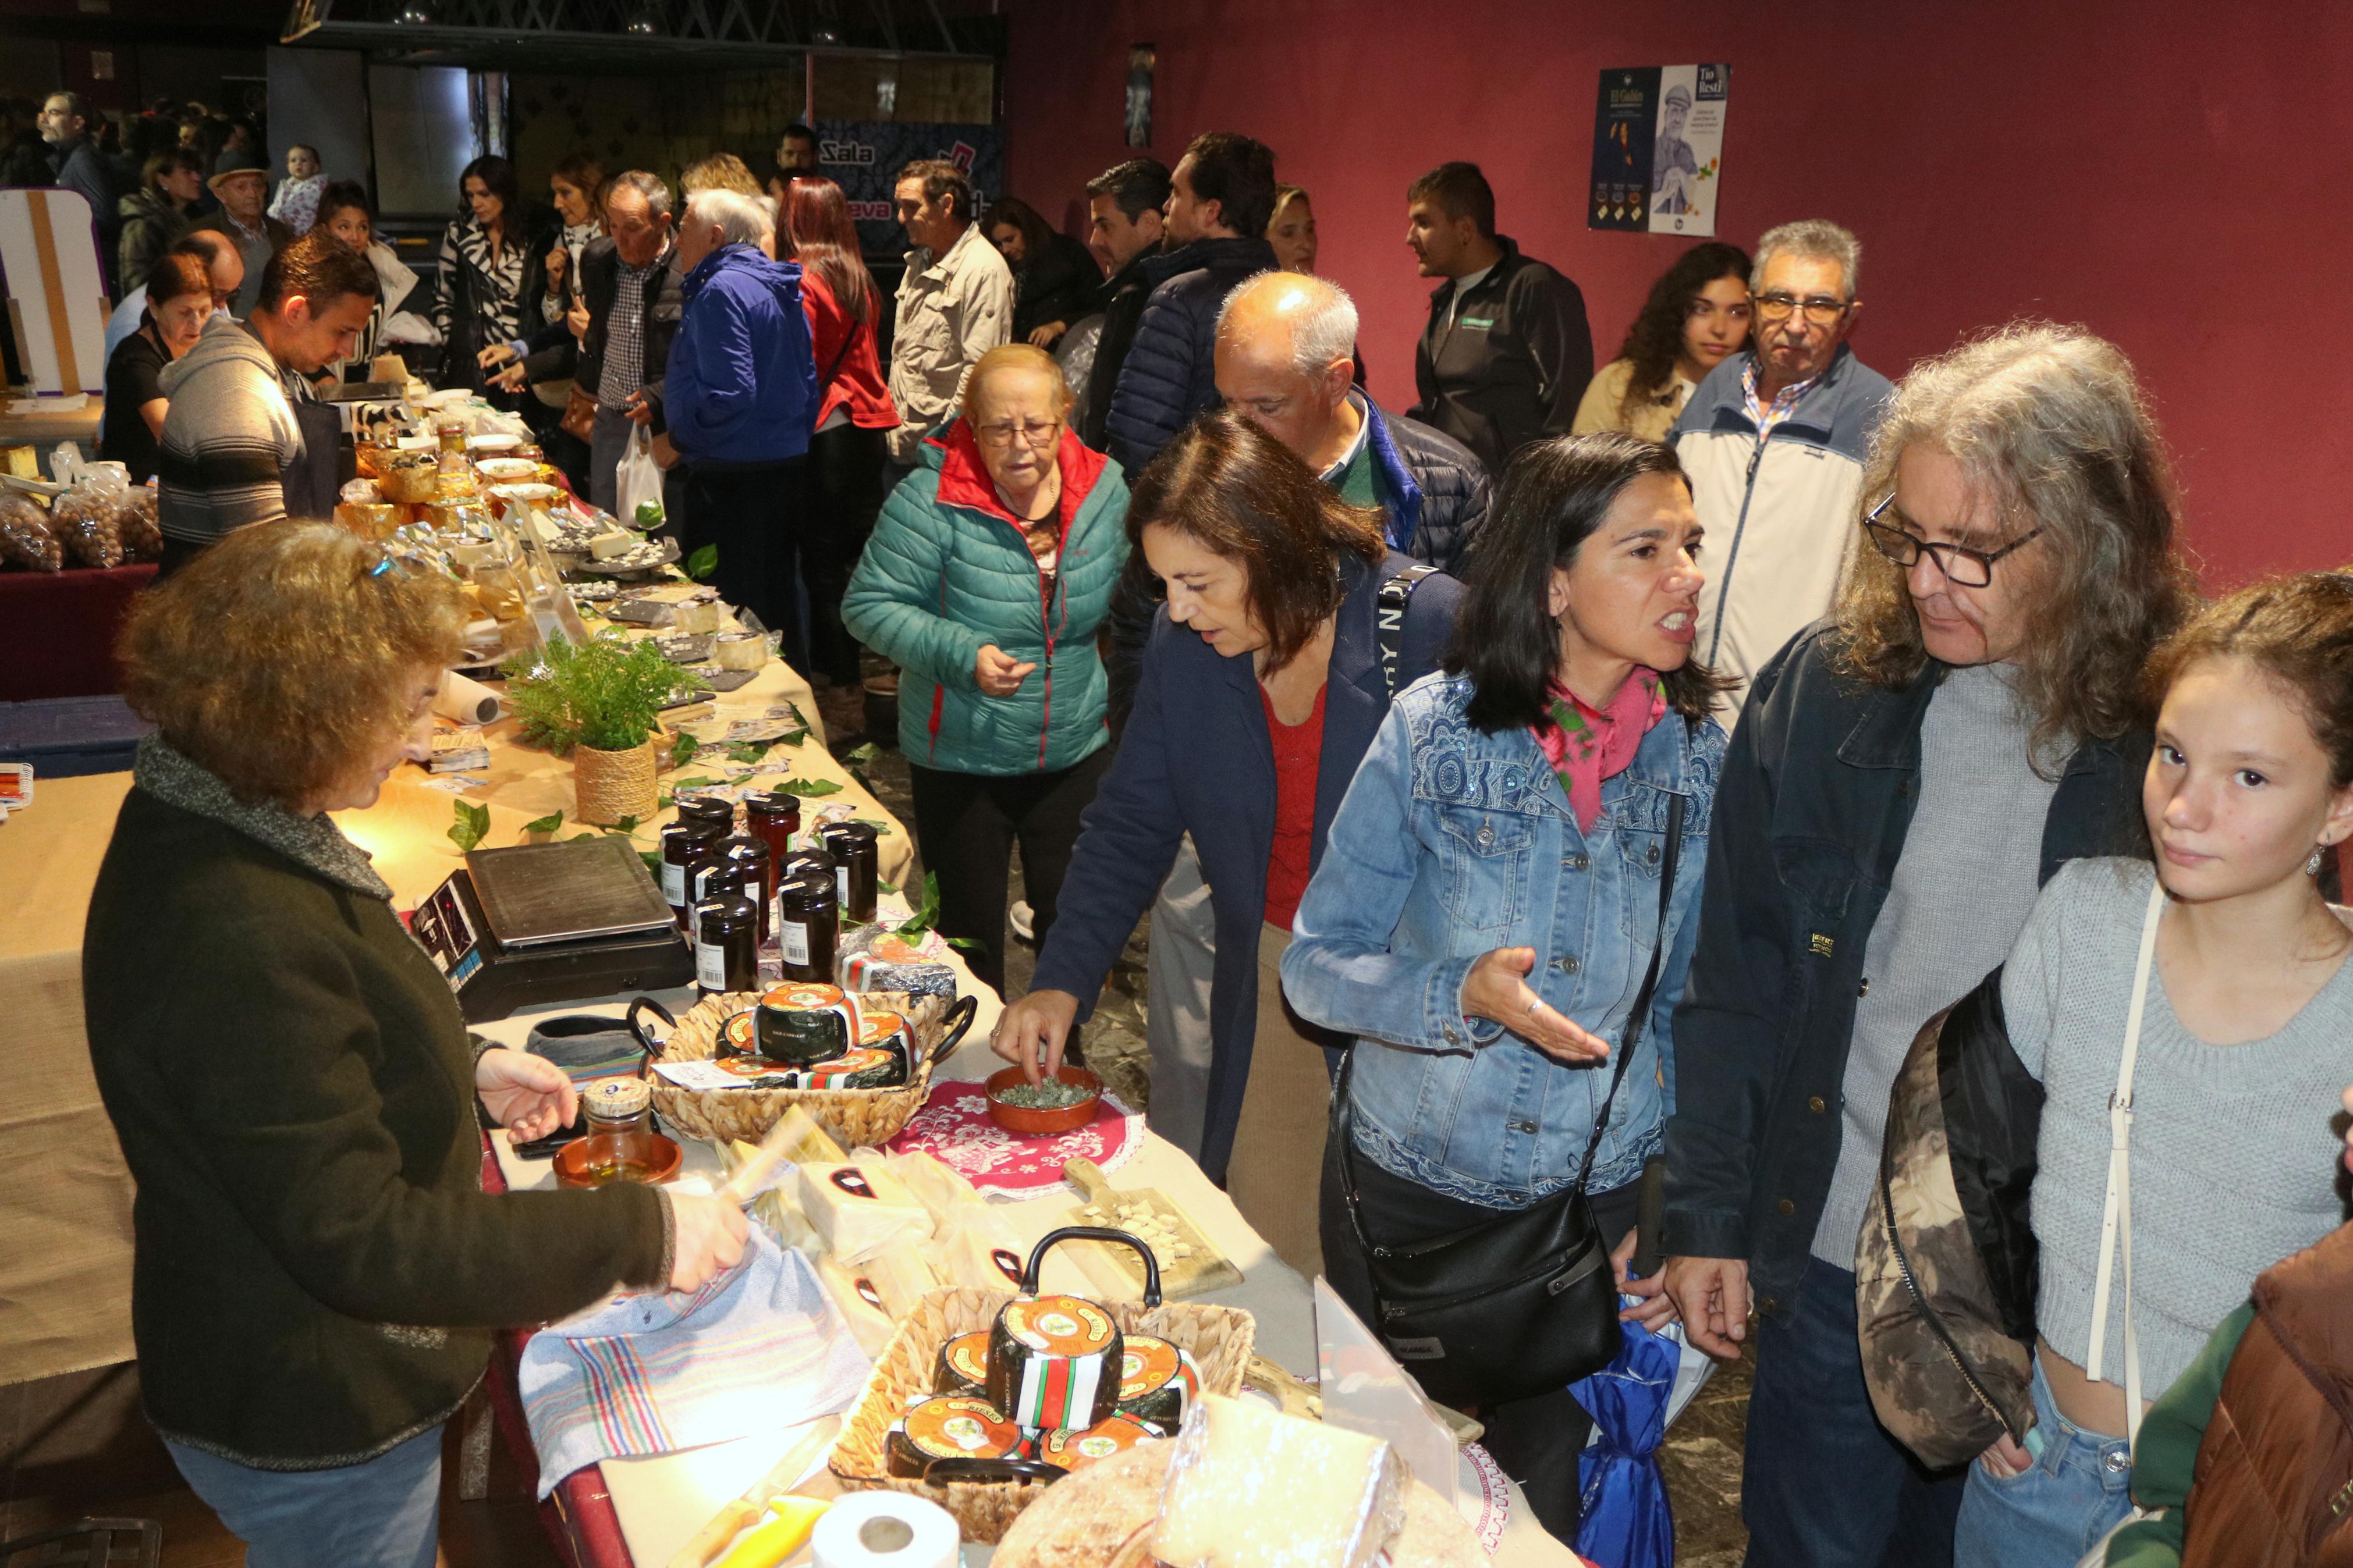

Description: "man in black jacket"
1406 161 1593 479
1103 131 1277 478
1074 157 1169 452
1656 327 2196 1567
512 170 681 516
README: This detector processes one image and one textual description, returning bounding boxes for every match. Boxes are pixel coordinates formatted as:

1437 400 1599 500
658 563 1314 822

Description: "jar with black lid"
818 822 882 923
675 794 734 837
694 874 761 996
659 822 717 929
695 827 775 944
775 871 840 984
778 846 835 897
745 792 801 871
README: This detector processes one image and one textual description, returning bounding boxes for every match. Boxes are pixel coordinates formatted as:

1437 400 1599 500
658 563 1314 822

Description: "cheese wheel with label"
986 1293 1123 1432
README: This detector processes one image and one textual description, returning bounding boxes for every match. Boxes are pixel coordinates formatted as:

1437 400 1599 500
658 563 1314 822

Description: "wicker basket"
828 1269 1256 1544
647 988 978 1148
573 736 659 825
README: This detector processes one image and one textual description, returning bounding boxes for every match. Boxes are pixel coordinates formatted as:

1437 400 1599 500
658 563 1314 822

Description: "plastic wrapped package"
49 474 127 568
1154 1395 1407 1568
0 492 62 571
797 1158 934 1263
117 485 162 561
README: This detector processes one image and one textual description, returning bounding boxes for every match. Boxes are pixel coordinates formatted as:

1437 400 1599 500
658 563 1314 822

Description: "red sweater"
1259 683 1326 932
802 271 900 431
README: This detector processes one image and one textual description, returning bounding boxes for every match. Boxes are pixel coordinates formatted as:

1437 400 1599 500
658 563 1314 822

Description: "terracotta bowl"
552 1129 684 1189
983 1064 1105 1135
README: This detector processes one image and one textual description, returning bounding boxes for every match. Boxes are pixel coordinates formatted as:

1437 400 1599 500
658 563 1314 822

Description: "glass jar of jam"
659 820 718 928
698 827 774 944
745 792 802 872
775 872 840 984
695 886 761 995
818 822 882 924
675 794 734 837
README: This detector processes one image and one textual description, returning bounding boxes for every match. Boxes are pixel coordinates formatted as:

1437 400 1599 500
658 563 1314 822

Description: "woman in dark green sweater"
85 520 747 1568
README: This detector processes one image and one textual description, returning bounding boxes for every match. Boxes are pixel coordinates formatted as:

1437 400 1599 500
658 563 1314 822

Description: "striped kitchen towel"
518 1229 870 1496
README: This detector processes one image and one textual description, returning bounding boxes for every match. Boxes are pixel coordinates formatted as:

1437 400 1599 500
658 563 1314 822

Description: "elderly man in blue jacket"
663 189 818 660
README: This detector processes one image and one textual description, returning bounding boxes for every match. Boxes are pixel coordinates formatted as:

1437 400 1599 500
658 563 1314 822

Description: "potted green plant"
503 634 704 825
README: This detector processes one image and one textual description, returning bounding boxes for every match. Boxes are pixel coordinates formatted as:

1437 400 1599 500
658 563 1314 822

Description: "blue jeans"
165 1423 443 1568
1953 1359 2134 1568
1742 1257 1965 1567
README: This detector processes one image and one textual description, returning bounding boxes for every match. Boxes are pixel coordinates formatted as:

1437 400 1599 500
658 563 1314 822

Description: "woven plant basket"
828 1282 1257 1544
647 989 978 1148
573 736 659 825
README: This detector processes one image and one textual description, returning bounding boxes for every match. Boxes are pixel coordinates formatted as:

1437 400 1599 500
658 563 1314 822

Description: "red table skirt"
480 1137 640 1568
0 563 157 702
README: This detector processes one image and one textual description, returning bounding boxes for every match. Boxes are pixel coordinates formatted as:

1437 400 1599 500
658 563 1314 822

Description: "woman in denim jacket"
1281 432 1728 1542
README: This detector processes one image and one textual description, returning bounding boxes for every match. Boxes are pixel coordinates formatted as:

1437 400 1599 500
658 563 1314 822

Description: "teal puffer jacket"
844 422 1130 775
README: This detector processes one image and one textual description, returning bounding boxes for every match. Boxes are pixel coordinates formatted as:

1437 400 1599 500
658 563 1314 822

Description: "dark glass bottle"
818 821 882 923
775 871 841 984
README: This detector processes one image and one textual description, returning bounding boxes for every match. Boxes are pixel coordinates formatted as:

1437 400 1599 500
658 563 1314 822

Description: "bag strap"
1570 792 1685 1194
2086 874 2165 1452
1375 566 1441 699
820 325 856 392
1333 787 1687 1253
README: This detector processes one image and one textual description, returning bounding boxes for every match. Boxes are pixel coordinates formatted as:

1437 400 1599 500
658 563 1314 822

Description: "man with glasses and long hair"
1658 323 2199 1566
1666 219 1892 720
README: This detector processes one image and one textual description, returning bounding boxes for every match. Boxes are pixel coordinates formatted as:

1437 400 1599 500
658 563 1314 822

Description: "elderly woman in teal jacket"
844 344 1130 994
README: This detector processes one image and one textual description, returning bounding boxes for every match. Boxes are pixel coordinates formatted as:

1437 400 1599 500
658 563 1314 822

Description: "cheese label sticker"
1119 1337 1181 1399
1004 1296 1116 1356
831 1167 878 1200
992 1247 1025 1286
943 1334 989 1387
904 1396 1016 1458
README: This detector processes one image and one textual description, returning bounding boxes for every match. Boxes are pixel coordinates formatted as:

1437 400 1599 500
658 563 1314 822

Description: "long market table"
0 650 903 1386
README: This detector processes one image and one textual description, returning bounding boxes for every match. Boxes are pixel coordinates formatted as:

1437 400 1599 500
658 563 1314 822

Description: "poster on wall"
1126 44 1155 147
811 119 1006 257
1589 63 1729 235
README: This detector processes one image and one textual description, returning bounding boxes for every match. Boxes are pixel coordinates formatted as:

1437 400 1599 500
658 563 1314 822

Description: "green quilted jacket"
845 421 1130 775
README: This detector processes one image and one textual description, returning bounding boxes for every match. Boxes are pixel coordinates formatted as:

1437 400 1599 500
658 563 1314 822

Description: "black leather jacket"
1659 623 2152 1314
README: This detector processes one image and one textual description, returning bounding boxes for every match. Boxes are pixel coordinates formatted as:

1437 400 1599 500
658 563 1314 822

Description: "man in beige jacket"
886 159 1014 471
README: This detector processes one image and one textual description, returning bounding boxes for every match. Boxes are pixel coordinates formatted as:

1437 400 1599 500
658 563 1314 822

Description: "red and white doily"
1457 1441 1512 1556
883 1078 1143 1199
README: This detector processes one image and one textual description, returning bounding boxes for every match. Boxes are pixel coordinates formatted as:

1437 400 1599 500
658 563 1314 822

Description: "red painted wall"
1001 0 2353 587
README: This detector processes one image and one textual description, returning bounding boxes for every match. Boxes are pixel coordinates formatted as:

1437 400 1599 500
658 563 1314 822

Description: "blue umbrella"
1568 1315 1681 1568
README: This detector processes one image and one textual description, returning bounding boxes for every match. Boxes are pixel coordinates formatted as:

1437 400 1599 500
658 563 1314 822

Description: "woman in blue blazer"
992 408 1461 1268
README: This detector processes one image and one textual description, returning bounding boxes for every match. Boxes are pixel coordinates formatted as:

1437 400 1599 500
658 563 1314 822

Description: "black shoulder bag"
1333 790 1685 1408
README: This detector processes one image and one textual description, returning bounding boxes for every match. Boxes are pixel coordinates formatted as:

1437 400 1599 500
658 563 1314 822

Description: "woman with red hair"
783 175 901 687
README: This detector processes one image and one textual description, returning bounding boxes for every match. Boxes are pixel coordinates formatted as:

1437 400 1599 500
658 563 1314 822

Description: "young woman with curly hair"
1572 240 1751 442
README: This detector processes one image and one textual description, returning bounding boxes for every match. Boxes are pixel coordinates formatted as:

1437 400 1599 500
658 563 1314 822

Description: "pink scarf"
1533 670 1667 831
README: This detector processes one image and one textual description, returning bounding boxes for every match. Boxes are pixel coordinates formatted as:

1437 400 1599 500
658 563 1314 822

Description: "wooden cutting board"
1055 1157 1243 1300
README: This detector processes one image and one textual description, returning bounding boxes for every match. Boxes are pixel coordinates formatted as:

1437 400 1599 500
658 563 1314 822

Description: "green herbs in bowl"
997 1079 1092 1110
984 1064 1105 1135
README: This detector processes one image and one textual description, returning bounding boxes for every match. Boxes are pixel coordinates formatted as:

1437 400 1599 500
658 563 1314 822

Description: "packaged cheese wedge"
814 1251 899 1359
860 1236 943 1321
772 1105 849 1165
1154 1394 1406 1568
885 1149 983 1225
798 1159 934 1264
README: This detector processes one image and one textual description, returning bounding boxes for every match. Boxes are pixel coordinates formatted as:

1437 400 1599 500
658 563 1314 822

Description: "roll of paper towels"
435 669 502 726
811 1492 959 1568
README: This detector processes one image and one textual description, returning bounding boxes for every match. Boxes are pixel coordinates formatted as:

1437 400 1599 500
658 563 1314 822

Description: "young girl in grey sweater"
1955 572 2353 1568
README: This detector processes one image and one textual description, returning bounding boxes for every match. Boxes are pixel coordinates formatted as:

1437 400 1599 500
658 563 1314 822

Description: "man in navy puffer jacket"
1103 132 1277 478
664 189 818 656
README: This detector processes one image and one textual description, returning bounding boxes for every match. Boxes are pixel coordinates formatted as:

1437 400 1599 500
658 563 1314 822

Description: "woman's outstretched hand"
1460 947 1610 1063
475 1046 577 1143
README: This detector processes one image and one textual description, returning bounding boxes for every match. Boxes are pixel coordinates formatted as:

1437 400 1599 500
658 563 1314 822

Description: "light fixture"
625 1 662 33
393 0 431 21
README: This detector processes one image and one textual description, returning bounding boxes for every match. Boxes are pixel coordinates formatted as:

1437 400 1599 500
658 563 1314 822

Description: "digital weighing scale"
410 836 694 1021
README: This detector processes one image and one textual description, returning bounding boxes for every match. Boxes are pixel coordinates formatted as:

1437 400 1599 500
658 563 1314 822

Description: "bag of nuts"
0 492 62 571
49 472 127 569
116 484 162 562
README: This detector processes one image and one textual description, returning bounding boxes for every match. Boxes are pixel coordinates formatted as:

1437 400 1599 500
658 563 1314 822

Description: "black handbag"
1334 791 1685 1409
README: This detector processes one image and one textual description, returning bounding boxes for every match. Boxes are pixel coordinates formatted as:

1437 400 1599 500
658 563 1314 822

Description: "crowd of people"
23 86 2352 1568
